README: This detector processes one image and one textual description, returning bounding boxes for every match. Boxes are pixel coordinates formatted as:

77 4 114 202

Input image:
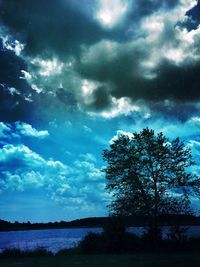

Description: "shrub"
79 218 142 254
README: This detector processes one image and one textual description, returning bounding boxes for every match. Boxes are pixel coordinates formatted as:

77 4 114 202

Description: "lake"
0 228 102 253
1 226 200 253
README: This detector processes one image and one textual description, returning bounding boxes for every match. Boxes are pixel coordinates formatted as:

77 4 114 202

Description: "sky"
0 0 200 222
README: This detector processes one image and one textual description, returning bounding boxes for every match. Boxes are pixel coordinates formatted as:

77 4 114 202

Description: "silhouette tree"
103 128 200 241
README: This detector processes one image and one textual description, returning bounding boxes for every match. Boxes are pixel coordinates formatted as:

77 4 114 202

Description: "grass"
0 253 200 267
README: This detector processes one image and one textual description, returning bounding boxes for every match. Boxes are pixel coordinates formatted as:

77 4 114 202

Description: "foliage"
103 128 200 237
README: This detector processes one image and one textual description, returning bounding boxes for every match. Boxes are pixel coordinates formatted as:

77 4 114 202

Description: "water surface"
1 226 200 253
0 228 102 253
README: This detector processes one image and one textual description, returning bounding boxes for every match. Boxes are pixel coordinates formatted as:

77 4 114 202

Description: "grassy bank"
0 253 200 267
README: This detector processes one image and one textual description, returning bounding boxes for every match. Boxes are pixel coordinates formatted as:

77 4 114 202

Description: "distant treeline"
1 215 200 232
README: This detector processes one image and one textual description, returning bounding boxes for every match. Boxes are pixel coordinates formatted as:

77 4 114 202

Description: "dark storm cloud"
148 62 200 101
90 86 112 110
0 0 107 58
77 45 200 108
75 0 200 113
0 0 185 57
133 61 200 102
0 0 199 119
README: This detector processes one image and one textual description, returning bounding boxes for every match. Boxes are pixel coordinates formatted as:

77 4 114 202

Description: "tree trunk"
153 179 159 246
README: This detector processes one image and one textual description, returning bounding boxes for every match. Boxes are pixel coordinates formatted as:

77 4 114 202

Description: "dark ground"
0 253 200 267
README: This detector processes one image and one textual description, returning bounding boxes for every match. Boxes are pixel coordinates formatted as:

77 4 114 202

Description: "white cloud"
2 171 45 192
96 0 129 28
6 86 33 102
109 130 133 144
0 144 68 192
52 156 110 215
0 121 49 140
31 84 43 94
89 97 140 118
73 159 104 182
31 57 64 77
15 122 49 139
2 35 25 56
20 70 32 81
22 55 79 97
7 87 21 96
80 153 96 162
190 117 200 123
81 79 99 105
0 144 47 168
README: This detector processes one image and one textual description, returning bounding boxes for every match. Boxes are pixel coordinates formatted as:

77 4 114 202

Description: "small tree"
103 128 200 241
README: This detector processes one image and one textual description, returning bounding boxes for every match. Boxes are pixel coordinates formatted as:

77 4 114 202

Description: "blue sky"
0 0 200 222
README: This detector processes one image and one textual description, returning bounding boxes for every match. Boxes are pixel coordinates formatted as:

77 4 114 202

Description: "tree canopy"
103 128 200 228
